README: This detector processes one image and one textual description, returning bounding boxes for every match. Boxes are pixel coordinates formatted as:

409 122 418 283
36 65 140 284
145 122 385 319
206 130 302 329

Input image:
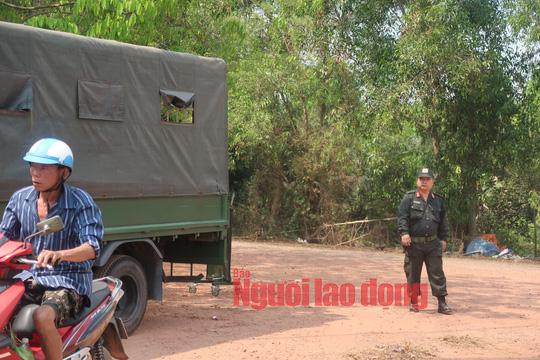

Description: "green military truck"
0 21 231 334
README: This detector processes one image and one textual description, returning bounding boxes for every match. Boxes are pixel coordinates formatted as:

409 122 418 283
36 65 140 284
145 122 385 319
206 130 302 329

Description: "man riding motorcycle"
1 138 103 360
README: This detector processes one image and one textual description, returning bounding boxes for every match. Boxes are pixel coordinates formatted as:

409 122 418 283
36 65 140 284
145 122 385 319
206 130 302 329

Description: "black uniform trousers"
406 239 448 298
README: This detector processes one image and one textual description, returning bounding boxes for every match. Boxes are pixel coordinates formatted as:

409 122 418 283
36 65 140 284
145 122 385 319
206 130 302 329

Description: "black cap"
417 168 434 179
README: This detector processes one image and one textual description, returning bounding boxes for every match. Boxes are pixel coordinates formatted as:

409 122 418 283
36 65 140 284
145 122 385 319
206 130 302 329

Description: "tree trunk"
465 179 479 236
467 195 478 236
270 169 285 226
320 102 327 128
301 95 310 134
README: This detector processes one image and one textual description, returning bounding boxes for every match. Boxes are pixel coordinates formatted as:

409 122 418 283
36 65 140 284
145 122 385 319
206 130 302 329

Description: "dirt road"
124 240 540 360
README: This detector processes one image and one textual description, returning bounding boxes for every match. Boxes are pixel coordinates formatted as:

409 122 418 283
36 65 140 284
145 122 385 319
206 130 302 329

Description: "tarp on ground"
465 239 500 256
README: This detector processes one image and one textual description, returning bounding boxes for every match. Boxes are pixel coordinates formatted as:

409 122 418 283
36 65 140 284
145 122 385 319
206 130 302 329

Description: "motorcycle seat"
62 280 111 326
12 280 111 338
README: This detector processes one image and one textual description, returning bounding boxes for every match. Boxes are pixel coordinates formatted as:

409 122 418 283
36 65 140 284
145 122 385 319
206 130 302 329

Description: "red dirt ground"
124 239 540 360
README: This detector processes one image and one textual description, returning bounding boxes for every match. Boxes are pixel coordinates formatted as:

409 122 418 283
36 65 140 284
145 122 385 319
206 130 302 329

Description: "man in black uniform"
398 168 452 314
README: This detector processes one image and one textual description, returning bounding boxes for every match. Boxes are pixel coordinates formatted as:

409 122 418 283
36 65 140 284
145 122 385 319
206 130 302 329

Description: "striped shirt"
0 184 102 297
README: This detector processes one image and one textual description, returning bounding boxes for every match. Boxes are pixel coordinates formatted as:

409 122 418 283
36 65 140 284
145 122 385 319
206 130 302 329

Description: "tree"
228 1 365 236
3 0 536 249
388 0 516 235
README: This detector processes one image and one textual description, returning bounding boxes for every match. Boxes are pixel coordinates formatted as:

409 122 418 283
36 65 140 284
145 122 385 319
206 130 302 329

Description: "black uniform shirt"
398 190 449 241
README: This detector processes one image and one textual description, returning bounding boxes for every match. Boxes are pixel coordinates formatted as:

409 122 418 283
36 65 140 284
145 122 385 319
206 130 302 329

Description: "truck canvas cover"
0 21 228 201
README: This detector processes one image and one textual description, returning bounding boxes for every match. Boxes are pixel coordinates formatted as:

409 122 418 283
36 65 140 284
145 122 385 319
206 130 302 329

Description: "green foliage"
1 0 538 251
478 178 532 250
386 0 517 234
228 1 365 237
508 0 540 43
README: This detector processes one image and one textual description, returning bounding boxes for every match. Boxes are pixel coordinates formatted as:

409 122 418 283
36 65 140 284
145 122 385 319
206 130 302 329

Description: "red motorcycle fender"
103 320 128 360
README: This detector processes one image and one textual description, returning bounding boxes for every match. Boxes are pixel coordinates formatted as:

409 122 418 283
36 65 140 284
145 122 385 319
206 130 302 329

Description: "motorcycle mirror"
37 215 64 235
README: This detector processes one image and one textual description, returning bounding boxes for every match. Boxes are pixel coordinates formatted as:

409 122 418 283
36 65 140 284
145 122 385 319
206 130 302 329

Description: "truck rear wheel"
94 255 147 335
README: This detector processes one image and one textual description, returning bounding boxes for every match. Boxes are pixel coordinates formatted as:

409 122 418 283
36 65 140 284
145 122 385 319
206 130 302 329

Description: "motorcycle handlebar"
15 257 54 270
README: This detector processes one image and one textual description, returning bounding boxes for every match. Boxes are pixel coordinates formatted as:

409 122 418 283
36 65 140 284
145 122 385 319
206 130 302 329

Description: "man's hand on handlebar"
36 250 63 268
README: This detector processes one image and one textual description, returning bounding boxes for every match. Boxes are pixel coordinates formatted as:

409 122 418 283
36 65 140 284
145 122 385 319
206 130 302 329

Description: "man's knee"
426 256 443 272
33 305 57 329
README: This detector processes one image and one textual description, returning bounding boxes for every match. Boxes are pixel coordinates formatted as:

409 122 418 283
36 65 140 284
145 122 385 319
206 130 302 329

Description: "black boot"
409 291 419 312
437 296 452 315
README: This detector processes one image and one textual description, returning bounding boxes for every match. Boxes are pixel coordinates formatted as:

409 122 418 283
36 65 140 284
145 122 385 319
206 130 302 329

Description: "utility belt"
411 235 437 243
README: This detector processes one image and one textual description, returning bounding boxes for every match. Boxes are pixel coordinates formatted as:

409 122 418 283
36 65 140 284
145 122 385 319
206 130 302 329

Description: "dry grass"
346 342 436 360
441 335 485 348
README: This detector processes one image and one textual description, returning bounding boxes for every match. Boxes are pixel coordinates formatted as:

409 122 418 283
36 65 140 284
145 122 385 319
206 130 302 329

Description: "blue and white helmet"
23 138 74 171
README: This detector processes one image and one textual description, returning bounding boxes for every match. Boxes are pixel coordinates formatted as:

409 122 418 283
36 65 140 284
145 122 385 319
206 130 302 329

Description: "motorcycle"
0 216 129 360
